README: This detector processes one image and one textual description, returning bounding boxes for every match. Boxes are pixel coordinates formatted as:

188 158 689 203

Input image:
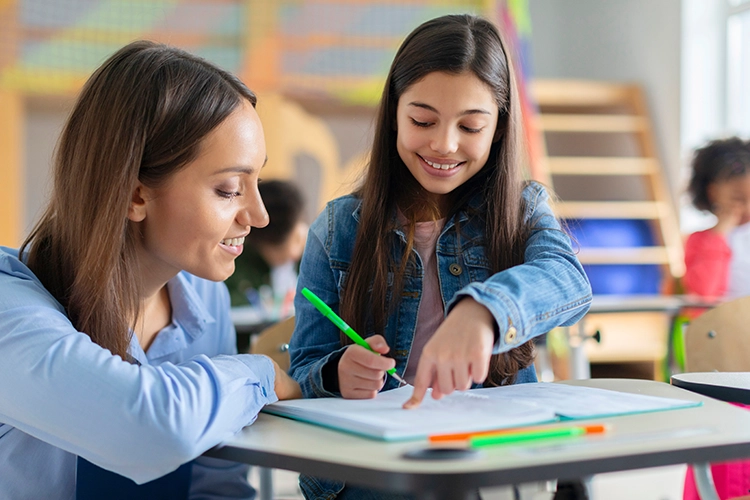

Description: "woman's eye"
410 118 432 128
216 189 241 200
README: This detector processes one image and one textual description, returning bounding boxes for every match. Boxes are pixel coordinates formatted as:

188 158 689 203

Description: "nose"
237 185 269 229
430 125 459 155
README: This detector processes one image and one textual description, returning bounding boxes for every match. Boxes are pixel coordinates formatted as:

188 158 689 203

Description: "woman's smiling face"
395 70 499 200
130 100 269 285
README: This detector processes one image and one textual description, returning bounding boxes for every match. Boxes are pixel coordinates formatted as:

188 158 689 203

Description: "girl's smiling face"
395 70 499 202
130 100 269 286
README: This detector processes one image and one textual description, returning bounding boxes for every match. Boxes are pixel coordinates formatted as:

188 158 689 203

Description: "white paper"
263 383 699 441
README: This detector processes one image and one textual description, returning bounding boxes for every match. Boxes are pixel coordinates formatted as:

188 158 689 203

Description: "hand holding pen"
301 288 407 399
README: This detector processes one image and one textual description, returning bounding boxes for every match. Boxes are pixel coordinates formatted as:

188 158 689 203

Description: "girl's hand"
338 335 394 399
272 360 302 400
404 298 495 409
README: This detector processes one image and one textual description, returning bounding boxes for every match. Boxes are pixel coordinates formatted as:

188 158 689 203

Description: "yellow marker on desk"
301 287 407 386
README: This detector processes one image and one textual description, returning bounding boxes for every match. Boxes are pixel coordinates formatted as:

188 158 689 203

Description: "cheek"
466 136 494 161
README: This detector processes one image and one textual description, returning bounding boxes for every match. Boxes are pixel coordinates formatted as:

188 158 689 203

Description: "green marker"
300 287 407 386
470 426 586 448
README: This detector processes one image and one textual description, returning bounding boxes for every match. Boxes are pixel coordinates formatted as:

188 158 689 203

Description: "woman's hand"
272 360 302 400
404 298 495 409
338 335 394 399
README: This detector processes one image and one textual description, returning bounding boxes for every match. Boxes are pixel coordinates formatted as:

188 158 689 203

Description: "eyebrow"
213 156 268 175
408 102 492 116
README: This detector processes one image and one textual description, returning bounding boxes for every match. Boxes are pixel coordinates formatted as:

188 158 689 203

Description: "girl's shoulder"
0 247 66 314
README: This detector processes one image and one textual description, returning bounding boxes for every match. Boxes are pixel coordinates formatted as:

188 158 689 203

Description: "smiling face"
395 70 499 207
129 100 269 288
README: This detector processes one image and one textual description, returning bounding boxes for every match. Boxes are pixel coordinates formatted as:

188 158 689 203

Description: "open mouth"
418 154 465 170
220 236 245 247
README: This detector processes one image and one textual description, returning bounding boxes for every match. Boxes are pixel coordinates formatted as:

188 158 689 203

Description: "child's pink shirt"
683 229 732 298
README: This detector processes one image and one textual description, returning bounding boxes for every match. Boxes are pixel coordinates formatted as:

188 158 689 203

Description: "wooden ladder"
529 79 684 289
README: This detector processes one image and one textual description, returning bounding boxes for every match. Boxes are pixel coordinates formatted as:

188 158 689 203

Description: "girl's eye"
410 118 432 128
216 189 241 201
461 125 483 134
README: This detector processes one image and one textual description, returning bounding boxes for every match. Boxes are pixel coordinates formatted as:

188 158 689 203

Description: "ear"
706 183 718 208
127 182 148 222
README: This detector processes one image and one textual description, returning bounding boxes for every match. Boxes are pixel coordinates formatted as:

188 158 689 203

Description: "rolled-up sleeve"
447 183 592 353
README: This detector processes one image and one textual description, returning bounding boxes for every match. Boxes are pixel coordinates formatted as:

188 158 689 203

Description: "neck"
133 243 176 352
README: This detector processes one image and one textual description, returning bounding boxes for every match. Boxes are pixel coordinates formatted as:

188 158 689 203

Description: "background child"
0 40 300 499
683 137 750 500
288 14 591 500
684 137 750 299
225 179 308 320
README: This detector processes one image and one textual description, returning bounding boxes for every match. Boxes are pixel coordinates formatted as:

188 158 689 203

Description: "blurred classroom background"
2 0 750 379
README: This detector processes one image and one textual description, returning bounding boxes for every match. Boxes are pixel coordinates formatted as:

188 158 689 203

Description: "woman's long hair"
339 14 533 386
20 41 257 359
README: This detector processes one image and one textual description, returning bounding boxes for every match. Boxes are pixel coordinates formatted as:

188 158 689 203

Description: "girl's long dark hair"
20 41 257 359
339 14 533 385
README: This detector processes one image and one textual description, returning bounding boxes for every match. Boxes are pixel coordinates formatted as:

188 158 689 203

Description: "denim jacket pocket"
299 473 345 500
461 245 492 283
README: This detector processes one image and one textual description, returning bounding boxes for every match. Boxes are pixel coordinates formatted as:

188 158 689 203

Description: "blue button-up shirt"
0 247 277 499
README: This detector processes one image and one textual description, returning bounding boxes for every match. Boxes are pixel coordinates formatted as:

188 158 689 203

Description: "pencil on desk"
430 424 607 444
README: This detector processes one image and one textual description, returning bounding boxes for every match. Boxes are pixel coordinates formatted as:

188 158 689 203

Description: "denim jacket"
289 182 591 398
288 182 591 500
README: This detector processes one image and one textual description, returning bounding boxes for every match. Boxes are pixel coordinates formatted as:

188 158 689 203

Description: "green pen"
469 426 586 448
300 287 407 386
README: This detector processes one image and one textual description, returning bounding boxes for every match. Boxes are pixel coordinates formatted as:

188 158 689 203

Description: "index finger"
402 362 435 409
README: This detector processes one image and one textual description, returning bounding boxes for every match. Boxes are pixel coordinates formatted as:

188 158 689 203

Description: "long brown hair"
339 14 533 386
20 41 257 359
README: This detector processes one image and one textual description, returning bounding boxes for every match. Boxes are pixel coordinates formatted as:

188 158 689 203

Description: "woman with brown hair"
0 40 300 499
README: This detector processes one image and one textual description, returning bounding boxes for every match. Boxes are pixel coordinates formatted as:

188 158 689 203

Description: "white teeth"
424 158 460 170
221 237 245 247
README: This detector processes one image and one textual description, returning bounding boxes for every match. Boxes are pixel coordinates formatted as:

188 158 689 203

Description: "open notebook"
263 382 700 441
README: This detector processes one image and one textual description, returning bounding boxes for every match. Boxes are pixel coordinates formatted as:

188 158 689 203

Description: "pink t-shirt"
404 218 446 384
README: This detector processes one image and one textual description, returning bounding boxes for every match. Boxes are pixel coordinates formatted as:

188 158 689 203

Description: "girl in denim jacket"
289 14 592 499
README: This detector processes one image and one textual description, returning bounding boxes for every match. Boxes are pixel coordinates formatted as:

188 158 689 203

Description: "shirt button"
449 263 462 276
504 326 518 344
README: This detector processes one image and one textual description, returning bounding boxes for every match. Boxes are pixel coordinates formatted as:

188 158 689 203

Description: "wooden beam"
0 91 23 246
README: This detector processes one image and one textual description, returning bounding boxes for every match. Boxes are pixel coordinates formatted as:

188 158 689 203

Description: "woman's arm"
0 264 277 484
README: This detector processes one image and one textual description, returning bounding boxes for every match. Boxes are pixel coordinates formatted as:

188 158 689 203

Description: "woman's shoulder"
0 247 65 313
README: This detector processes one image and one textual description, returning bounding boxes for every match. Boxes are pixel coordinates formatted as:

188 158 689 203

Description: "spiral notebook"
263 382 700 441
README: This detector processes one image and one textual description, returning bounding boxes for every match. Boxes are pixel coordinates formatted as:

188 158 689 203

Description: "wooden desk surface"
206 379 750 499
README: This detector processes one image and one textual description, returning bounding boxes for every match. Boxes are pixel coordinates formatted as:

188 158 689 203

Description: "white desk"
205 379 750 500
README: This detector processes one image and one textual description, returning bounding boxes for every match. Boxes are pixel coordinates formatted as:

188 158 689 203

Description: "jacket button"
449 263 462 276
504 326 517 344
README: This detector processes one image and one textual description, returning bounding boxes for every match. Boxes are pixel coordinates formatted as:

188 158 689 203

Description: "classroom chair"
683 296 750 372
249 316 296 500
251 316 295 371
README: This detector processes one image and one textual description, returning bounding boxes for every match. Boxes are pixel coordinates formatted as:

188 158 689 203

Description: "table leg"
258 467 273 500
692 463 719 500
566 322 591 380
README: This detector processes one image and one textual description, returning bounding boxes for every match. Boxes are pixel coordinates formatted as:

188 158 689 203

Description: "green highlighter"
300 287 407 386
470 426 586 448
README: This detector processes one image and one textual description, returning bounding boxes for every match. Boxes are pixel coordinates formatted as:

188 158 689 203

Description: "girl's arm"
0 264 278 485
287 207 352 399
405 183 592 407
683 229 731 298
451 183 592 349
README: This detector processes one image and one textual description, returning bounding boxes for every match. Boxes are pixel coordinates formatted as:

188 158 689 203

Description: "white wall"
528 0 682 197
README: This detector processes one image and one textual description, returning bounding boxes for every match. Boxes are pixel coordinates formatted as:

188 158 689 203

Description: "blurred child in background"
684 137 750 299
683 136 750 499
225 179 308 320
